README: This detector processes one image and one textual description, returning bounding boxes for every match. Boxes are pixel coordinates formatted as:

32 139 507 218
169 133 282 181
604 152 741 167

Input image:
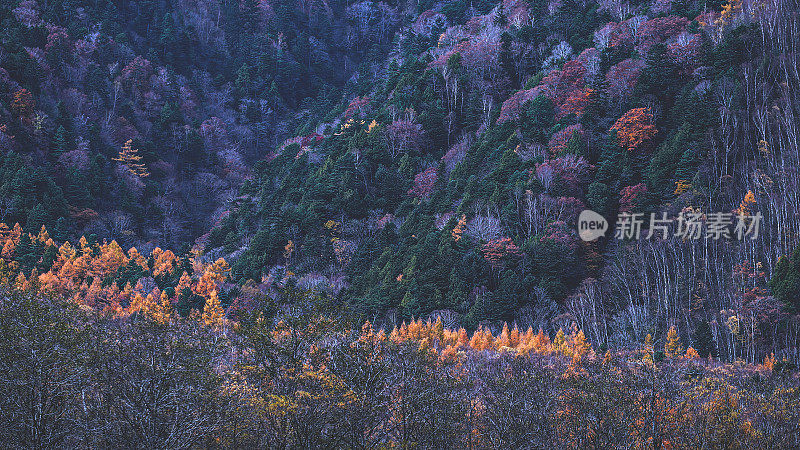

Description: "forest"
1 0 800 446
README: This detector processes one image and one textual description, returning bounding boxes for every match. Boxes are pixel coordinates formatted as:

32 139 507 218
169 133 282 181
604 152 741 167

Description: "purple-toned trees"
668 32 702 68
606 58 645 104
548 124 586 156
636 16 690 54
409 166 438 199
386 119 425 160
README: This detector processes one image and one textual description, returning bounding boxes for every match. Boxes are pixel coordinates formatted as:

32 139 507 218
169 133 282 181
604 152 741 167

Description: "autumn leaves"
0 221 230 328
610 107 658 152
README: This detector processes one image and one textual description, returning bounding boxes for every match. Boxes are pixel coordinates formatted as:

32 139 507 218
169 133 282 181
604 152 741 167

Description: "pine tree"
241 0 262 35
52 217 70 243
52 125 67 155
694 320 717 357
15 232 36 271
235 64 251 98
26 204 48 235
499 32 518 87
769 250 800 311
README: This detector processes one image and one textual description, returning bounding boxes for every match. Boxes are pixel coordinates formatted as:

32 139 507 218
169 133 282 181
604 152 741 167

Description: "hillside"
1 0 800 359
0 0 425 247
201 0 800 360
1 0 800 445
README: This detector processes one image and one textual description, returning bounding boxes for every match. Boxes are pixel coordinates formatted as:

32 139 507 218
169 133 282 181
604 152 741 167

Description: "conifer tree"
114 140 150 178
694 320 717 358
664 325 683 358
202 290 224 328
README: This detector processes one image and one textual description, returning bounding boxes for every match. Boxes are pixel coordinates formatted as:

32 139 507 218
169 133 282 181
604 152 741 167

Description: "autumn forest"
1 0 800 447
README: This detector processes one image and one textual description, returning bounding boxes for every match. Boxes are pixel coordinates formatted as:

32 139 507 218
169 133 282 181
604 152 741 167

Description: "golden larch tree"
203 289 225 328
114 139 150 177
664 326 683 358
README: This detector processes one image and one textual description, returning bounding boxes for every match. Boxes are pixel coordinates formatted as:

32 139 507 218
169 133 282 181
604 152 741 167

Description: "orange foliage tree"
481 238 522 269
610 107 658 152
11 88 35 124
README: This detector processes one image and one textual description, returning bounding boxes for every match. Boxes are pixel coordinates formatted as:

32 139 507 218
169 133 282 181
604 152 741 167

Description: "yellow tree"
451 214 466 241
114 139 150 177
92 240 127 278
664 326 683 358
643 333 654 365
151 247 177 276
195 258 230 297
202 290 224 328
495 323 511 349
128 292 147 315
148 291 173 324
36 225 50 243
2 239 15 259
571 329 590 364
127 247 149 270
554 328 566 355
736 190 756 216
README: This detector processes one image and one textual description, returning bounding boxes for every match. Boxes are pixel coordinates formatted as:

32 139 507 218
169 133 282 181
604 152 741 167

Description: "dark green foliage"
519 95 555 143
770 247 800 312
693 319 717 358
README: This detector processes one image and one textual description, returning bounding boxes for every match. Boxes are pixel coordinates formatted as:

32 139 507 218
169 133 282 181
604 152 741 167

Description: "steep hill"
2 0 800 361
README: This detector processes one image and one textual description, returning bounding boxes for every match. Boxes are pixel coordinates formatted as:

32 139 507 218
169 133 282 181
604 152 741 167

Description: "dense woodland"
3 287 800 448
2 0 800 445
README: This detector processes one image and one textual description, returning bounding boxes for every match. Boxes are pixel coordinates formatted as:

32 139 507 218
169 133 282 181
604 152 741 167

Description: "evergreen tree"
693 320 717 358
769 248 800 311
15 232 36 272
52 125 68 156
26 204 48 234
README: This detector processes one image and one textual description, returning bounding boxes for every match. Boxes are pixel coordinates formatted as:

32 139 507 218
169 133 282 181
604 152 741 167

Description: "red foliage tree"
668 32 702 68
120 56 153 89
540 220 579 252
344 96 370 118
497 88 541 123
606 58 645 102
618 183 648 212
557 88 594 119
548 124 586 155
636 16 689 54
481 237 522 269
45 28 72 61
